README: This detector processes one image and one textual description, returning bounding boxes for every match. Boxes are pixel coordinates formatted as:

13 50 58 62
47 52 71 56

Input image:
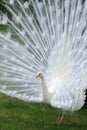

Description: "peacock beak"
36 74 39 78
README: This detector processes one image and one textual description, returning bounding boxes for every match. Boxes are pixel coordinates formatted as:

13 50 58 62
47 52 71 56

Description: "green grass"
0 93 87 130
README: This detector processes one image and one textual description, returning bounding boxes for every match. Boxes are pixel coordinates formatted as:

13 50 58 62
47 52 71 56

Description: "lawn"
0 93 87 130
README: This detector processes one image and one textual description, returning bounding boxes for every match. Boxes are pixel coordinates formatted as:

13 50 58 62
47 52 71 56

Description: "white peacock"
0 0 87 124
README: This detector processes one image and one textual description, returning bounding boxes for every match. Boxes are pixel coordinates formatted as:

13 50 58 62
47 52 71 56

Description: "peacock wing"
47 43 87 111
50 75 86 111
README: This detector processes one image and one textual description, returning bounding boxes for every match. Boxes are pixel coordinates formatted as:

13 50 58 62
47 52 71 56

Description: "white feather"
0 0 87 111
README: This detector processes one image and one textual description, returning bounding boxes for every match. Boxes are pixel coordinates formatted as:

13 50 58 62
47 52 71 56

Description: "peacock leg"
57 111 64 125
56 111 64 125
56 111 61 124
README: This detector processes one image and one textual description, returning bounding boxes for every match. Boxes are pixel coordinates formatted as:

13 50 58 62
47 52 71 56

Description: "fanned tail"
0 0 87 108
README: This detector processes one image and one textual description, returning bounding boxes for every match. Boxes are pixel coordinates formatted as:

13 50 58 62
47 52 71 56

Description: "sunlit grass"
0 93 87 130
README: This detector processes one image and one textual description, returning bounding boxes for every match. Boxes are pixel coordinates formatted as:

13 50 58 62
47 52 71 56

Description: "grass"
0 93 87 130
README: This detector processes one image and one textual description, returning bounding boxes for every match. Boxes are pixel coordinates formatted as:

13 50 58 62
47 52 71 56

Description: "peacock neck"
41 76 53 103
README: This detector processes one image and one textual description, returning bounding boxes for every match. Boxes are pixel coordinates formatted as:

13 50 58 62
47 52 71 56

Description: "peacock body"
0 0 87 112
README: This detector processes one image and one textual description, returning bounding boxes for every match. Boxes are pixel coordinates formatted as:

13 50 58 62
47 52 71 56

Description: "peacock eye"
39 74 41 76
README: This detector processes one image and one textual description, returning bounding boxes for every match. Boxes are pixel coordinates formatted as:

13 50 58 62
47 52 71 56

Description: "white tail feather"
0 0 87 111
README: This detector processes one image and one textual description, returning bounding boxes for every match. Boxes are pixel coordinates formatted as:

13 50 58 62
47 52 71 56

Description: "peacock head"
36 72 43 78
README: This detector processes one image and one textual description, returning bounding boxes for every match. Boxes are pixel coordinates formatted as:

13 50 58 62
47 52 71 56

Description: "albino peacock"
0 0 87 124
